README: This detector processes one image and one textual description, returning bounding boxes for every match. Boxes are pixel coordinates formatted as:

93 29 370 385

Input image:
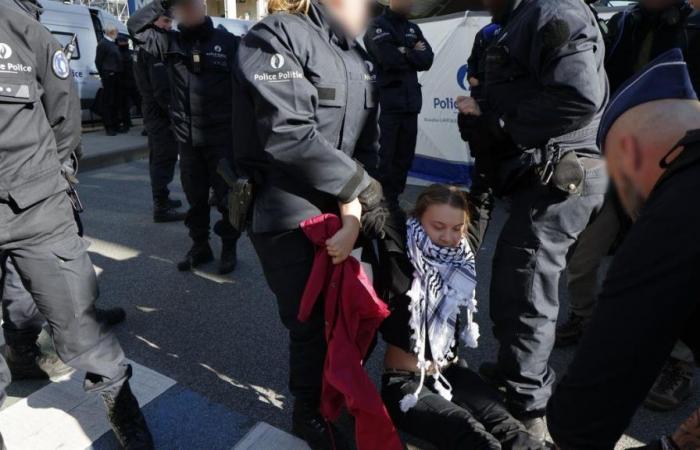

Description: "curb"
80 144 149 173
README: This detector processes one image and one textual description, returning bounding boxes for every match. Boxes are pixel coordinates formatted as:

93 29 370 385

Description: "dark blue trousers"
490 160 608 416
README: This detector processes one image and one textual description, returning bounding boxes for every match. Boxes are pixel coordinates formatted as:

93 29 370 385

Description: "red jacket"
298 214 403 450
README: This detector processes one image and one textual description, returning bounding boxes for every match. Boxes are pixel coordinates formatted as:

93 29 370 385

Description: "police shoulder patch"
52 49 70 80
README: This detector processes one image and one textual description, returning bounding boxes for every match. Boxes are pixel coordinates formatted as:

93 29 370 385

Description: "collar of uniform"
178 15 214 41
311 0 353 50
657 128 700 187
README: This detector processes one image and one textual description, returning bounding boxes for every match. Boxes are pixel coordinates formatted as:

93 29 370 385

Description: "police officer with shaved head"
128 0 241 275
458 0 609 440
549 48 700 450
0 0 153 447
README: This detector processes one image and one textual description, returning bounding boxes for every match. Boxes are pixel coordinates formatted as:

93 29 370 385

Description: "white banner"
410 13 491 185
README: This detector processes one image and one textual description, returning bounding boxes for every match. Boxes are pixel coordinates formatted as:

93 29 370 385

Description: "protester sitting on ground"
547 49 700 450
376 184 543 450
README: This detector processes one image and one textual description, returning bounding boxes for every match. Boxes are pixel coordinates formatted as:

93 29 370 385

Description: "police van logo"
270 53 285 70
457 64 469 91
0 44 12 60
52 50 70 80
214 45 222 53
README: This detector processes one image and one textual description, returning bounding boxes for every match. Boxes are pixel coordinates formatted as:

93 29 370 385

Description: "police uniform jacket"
128 3 239 147
234 0 380 234
483 0 608 152
0 0 81 211
95 38 123 76
364 9 434 114
133 47 171 135
606 2 700 94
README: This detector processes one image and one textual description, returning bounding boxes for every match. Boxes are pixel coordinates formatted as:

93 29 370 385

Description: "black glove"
358 178 389 239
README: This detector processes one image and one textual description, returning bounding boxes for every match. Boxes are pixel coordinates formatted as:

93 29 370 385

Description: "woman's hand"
456 96 481 116
326 199 361 265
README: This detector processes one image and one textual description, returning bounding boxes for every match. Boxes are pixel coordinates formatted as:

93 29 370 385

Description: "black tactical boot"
5 344 72 380
292 402 349 450
218 241 238 275
153 199 186 223
555 312 589 348
102 380 154 450
96 307 127 326
644 357 694 411
177 241 214 272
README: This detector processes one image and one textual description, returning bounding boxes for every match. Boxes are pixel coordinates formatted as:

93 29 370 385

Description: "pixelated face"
390 0 415 16
325 0 372 37
420 203 467 248
482 0 509 17
173 0 206 28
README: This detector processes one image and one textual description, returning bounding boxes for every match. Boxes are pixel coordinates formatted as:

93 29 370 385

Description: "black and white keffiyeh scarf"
400 218 479 412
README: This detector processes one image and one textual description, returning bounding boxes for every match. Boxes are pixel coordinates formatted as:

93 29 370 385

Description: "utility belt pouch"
539 145 585 195
217 160 254 232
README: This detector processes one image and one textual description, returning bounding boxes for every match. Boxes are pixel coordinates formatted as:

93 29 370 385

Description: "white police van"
39 1 127 121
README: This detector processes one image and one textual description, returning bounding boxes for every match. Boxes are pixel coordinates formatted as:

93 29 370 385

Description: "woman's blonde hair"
267 0 311 15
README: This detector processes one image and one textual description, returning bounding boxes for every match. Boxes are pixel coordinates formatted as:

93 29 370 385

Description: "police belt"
525 121 601 195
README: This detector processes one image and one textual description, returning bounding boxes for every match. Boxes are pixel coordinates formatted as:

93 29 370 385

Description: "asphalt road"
77 159 697 449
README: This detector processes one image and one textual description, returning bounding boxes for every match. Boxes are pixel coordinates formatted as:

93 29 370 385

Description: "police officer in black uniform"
458 0 609 439
0 0 153 447
95 24 125 136
128 0 240 274
364 0 434 206
234 0 385 447
132 11 186 223
606 0 699 94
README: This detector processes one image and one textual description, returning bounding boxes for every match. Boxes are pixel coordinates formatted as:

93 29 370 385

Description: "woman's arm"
325 198 362 264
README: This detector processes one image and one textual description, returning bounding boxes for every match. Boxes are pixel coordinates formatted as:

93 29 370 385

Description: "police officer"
457 22 501 253
128 0 241 274
364 0 434 206
606 0 699 94
132 11 186 223
548 48 700 450
96 24 125 136
234 0 385 447
458 0 609 439
0 0 153 447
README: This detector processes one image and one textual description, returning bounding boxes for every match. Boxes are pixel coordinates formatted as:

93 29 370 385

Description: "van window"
51 32 81 60
89 8 103 41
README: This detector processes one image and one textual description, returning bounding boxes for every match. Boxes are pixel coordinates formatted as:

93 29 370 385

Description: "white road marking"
0 362 175 450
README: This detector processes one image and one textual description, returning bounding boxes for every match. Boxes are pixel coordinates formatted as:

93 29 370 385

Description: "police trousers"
382 361 542 450
147 120 178 203
490 160 607 416
178 142 239 244
2 257 43 348
0 193 129 397
378 112 419 203
250 229 325 406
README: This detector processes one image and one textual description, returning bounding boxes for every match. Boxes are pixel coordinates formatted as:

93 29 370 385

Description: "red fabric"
298 214 403 450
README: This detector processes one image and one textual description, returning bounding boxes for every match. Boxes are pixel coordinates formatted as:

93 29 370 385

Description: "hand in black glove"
358 178 390 239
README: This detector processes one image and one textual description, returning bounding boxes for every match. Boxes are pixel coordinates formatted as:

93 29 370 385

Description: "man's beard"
617 173 645 221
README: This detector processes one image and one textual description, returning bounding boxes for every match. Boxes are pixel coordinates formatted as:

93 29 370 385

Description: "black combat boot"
102 381 154 450
177 241 214 271
153 199 186 223
96 307 127 326
292 402 349 450
218 240 238 275
5 344 72 380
